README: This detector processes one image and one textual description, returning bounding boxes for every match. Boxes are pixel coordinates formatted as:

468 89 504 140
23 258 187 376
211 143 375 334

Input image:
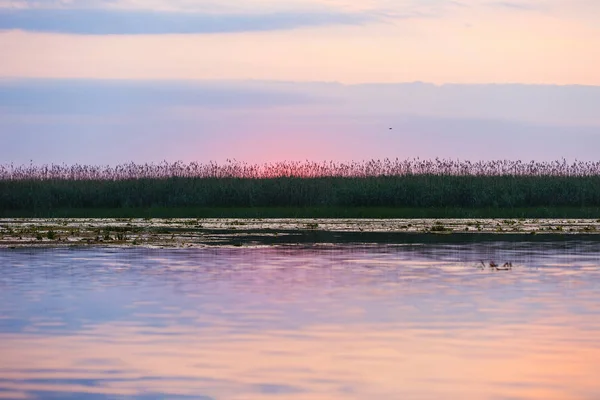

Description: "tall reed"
3 159 600 180
1 159 600 211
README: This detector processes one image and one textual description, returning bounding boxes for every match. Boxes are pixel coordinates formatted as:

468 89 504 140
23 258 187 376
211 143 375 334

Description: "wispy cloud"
0 0 473 16
2 79 599 123
0 79 314 115
0 8 375 34
488 1 542 10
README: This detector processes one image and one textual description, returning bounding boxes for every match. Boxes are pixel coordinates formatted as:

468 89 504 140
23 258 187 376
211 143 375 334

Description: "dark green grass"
2 206 600 219
2 175 600 218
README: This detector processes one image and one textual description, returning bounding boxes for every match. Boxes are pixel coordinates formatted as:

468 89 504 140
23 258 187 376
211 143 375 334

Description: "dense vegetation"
2 159 600 217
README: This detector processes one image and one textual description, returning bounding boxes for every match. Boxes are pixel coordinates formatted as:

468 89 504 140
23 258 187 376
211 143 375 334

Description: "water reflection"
1 242 600 399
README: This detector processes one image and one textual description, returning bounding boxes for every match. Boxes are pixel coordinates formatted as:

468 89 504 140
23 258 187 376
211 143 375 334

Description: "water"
1 241 600 399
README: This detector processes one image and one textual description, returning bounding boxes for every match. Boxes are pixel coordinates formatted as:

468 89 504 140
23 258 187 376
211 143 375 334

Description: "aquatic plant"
3 158 600 180
2 159 600 212
430 223 451 232
479 261 513 271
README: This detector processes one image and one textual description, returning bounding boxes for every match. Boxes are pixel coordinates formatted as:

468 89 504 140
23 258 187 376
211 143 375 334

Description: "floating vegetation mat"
1 218 600 248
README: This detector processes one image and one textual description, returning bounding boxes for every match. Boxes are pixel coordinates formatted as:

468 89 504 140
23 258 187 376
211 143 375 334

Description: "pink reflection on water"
1 319 600 399
0 244 599 399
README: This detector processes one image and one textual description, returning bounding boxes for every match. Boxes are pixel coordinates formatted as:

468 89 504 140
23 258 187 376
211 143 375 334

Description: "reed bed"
1 159 600 212
3 159 600 180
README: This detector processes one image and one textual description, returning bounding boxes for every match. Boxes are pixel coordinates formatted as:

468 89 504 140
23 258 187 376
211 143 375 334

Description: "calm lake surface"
1 241 600 399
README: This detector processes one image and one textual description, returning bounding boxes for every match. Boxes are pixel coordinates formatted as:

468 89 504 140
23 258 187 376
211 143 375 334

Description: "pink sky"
1 0 599 85
0 0 599 164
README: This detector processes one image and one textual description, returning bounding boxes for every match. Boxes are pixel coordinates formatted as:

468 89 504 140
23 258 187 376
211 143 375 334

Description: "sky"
0 0 599 164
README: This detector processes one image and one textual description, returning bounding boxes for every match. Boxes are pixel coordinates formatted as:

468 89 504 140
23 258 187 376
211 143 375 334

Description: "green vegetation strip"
3 176 600 215
1 206 600 219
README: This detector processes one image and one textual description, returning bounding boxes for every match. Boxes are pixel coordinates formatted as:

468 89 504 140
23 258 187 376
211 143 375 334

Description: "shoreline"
2 218 600 248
